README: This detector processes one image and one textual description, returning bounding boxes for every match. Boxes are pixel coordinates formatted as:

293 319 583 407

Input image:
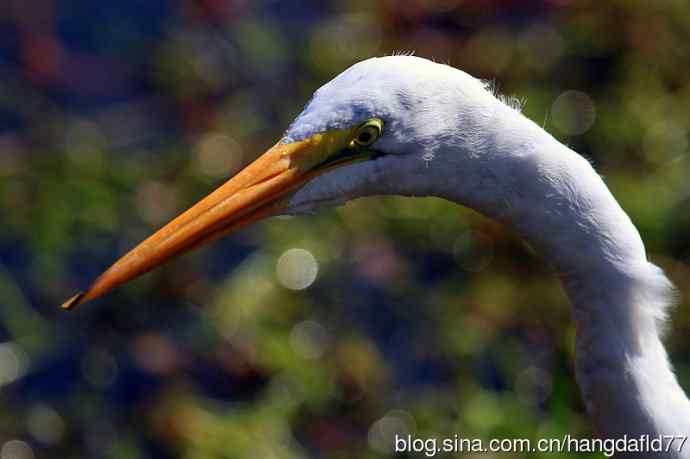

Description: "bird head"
62 56 497 309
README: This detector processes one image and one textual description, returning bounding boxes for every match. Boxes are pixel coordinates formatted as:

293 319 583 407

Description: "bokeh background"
1 0 690 458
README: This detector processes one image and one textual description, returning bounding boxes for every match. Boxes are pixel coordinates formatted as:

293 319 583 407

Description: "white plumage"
286 56 690 453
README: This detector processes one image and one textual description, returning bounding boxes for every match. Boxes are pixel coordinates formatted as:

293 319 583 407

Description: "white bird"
63 56 690 454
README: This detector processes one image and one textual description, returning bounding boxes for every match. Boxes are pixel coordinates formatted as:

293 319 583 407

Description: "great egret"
63 56 690 452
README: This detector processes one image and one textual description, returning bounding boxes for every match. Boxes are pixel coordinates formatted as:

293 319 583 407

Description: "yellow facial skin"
62 119 384 310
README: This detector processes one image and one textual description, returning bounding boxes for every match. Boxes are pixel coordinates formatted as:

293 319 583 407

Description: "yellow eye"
351 118 384 148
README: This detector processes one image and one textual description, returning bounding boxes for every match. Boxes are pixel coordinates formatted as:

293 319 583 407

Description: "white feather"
285 56 690 452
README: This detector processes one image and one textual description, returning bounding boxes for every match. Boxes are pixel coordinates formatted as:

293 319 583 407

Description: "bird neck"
438 102 690 442
564 264 690 443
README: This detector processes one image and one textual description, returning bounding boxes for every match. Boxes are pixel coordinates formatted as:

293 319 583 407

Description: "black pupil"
358 130 373 143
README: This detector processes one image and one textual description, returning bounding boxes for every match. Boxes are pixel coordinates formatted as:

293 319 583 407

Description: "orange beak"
62 130 357 310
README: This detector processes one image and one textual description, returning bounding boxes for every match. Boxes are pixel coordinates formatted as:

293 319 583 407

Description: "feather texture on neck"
444 100 690 451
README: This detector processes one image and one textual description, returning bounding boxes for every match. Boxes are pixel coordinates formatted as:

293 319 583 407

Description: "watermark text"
395 434 688 457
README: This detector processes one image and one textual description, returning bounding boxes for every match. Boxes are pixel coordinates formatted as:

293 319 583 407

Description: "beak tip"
61 292 85 311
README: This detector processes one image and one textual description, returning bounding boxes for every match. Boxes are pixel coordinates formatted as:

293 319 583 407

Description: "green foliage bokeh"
0 1 689 458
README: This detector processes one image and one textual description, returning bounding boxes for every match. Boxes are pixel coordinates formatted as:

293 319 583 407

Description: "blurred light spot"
643 121 688 164
0 342 27 387
234 19 287 71
26 405 64 445
213 253 276 337
454 316 494 355
189 44 231 91
96 99 160 148
131 334 179 374
136 181 179 226
453 232 493 272
276 248 318 290
464 391 503 431
309 14 382 73
353 239 400 283
1 440 34 459
520 25 564 70
195 132 243 178
515 366 553 405
218 91 265 139
81 348 118 388
290 320 330 360
64 119 107 166
368 410 415 454
463 29 514 75
551 90 596 135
